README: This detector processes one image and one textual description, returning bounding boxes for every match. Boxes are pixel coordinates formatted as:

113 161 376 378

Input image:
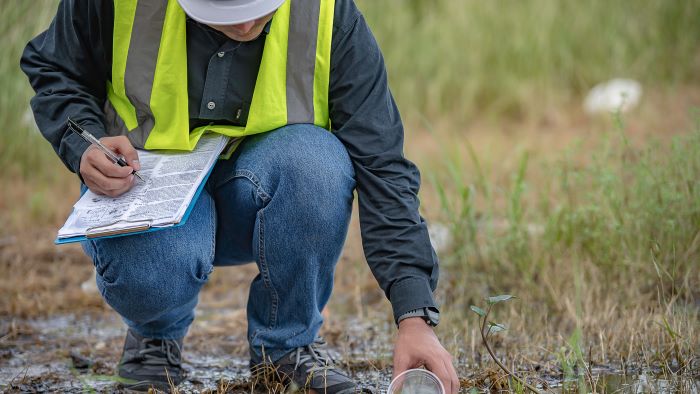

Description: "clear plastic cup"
387 368 445 394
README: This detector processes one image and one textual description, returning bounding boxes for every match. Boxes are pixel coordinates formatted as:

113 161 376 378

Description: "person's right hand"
393 318 459 394
80 136 140 197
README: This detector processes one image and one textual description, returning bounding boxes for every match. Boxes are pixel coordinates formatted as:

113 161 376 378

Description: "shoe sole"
118 380 173 392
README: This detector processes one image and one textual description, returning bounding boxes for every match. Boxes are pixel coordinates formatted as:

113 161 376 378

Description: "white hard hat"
177 0 286 25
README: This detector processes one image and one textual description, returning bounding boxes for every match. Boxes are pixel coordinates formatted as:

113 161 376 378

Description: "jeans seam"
214 169 271 205
208 194 216 268
257 208 279 331
90 240 110 300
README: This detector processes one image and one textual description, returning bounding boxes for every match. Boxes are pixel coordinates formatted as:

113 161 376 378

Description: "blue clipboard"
54 151 219 245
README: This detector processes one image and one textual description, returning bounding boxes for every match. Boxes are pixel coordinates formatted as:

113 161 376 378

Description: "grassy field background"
1 0 699 391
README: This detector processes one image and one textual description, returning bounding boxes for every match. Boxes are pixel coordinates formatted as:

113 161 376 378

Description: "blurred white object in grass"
428 222 451 253
584 78 642 114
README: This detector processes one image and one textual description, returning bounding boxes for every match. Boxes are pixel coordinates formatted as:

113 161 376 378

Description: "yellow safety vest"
103 0 334 151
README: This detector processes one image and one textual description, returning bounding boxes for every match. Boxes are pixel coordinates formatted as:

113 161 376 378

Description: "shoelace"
139 338 182 366
293 338 337 374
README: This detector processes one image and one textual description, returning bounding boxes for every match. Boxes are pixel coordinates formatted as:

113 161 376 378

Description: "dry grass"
0 230 100 317
2 2 699 391
1 91 698 393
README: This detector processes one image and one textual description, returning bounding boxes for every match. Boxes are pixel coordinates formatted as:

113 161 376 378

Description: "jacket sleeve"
20 0 113 175
329 1 439 323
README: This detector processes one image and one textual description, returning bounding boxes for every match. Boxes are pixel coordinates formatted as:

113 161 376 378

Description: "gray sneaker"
117 329 187 391
251 338 360 394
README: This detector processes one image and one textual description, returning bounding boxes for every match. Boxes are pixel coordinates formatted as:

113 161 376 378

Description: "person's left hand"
393 317 459 394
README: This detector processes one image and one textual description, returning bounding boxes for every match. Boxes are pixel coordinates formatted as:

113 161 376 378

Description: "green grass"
4 1 700 174
0 1 60 176
436 122 700 290
357 0 700 123
428 116 699 381
1 2 698 387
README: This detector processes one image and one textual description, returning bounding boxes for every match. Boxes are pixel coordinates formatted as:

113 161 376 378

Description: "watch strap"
397 307 439 327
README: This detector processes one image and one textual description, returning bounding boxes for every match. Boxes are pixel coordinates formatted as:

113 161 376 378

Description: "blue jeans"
81 124 356 361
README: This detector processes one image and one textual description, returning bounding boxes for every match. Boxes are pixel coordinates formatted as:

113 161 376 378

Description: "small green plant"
471 295 542 394
556 329 598 393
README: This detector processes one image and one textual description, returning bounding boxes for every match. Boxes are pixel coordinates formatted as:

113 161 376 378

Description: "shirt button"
207 101 216 110
217 52 225 58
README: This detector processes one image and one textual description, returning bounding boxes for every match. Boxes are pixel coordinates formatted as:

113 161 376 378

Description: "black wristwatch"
397 307 440 327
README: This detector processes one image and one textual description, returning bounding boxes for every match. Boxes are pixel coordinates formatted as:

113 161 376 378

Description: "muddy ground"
0 309 394 393
2 308 698 393
1 231 699 393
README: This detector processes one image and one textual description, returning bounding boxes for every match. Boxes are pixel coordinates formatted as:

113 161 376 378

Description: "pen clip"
67 117 121 162
66 117 84 135
66 117 144 182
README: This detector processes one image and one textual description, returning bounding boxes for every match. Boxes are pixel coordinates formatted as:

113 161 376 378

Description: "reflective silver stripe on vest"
286 0 321 124
106 0 321 145
123 0 168 147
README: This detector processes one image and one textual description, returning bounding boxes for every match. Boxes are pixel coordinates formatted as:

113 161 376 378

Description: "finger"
83 182 106 196
392 350 414 380
90 172 134 196
424 355 451 394
107 174 136 196
86 147 134 178
81 150 136 196
80 160 107 194
82 162 134 193
101 136 140 169
442 356 459 394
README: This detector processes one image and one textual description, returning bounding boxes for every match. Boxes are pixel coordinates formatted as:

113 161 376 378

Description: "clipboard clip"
86 219 153 239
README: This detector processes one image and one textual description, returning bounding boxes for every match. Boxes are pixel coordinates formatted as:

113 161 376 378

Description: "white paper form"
57 134 229 240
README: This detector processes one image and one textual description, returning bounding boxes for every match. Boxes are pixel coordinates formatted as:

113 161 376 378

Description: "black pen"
67 118 145 182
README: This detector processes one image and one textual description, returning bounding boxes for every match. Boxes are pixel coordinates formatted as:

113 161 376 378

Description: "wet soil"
0 309 395 393
2 309 698 393
1 240 698 392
